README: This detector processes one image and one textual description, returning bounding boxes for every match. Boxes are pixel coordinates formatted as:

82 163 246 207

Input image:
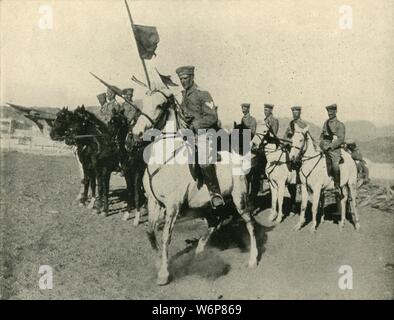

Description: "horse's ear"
81 105 85 110
233 121 237 128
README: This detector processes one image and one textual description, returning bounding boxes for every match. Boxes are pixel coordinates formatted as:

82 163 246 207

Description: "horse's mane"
75 107 109 134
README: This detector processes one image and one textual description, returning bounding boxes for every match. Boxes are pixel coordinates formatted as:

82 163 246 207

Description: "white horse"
251 125 294 224
289 125 360 233
132 89 258 285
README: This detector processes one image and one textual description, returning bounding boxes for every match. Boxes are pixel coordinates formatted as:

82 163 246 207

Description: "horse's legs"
196 214 219 255
122 171 133 221
101 170 111 216
310 187 321 233
275 181 286 223
87 172 96 209
268 182 278 221
294 184 308 230
348 183 360 230
157 203 179 285
233 188 258 268
133 171 141 226
339 187 348 230
94 171 103 213
320 190 325 224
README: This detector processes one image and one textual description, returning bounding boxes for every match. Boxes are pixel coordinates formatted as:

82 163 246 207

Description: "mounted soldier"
283 106 307 214
176 65 225 209
249 103 279 205
98 87 122 123
319 104 345 197
240 103 257 139
121 88 139 125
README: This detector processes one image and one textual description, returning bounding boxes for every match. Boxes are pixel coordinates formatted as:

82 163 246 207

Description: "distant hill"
359 137 394 163
344 121 394 141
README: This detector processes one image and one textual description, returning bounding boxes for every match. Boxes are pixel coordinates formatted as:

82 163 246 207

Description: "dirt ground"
1 151 393 300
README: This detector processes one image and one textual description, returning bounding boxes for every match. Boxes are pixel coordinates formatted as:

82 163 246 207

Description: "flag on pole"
133 25 160 60
156 68 178 88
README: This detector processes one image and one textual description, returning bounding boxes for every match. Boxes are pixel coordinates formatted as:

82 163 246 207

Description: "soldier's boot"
200 164 225 209
332 166 343 199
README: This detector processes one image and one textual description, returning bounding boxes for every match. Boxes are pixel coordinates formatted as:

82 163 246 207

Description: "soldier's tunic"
121 101 138 123
181 84 218 130
180 83 218 164
99 99 121 123
264 114 279 136
319 117 346 172
241 114 257 138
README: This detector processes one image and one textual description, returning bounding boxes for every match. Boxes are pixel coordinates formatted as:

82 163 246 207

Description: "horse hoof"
268 212 277 222
274 216 283 224
248 260 257 268
156 275 170 286
122 212 130 221
355 223 360 231
293 222 302 231
133 211 141 226
101 211 108 217
309 226 316 234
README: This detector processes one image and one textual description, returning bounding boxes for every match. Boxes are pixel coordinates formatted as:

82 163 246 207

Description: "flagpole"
124 0 152 90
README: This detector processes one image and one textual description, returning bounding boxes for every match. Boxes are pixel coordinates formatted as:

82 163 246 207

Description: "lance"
124 0 152 90
89 72 154 124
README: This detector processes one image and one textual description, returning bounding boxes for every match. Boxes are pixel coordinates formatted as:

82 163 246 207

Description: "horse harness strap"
145 142 187 208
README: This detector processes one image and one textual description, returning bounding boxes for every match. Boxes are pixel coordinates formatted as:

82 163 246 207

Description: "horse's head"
50 107 76 143
289 124 309 162
132 88 176 141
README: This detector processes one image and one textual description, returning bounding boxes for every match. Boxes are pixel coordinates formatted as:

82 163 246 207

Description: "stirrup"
210 193 225 209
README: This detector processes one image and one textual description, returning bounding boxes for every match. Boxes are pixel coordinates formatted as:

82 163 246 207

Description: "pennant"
133 24 160 60
156 68 178 88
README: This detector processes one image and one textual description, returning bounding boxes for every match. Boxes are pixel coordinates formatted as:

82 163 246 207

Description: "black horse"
50 107 97 206
108 109 147 224
50 105 120 215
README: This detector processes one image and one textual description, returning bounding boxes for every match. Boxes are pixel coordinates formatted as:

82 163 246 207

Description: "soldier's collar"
183 83 198 96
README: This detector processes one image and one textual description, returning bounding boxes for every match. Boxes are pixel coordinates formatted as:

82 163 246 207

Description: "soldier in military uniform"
176 65 225 208
249 104 279 205
240 103 257 138
99 87 122 123
264 104 279 137
121 88 139 125
283 106 307 213
319 104 346 196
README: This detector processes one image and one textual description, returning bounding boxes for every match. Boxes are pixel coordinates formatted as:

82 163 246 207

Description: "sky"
1 0 393 127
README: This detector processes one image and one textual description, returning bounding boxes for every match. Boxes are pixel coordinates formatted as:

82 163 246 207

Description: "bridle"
291 130 324 181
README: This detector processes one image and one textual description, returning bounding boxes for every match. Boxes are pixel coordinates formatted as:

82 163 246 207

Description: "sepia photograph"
0 0 393 303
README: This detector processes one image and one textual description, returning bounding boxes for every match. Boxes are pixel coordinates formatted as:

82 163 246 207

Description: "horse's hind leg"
320 190 325 224
133 171 141 226
87 172 96 209
348 184 360 230
294 184 308 231
122 172 133 221
268 182 278 222
101 170 111 216
275 181 285 223
310 187 321 233
196 215 219 255
339 187 348 230
233 189 257 268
